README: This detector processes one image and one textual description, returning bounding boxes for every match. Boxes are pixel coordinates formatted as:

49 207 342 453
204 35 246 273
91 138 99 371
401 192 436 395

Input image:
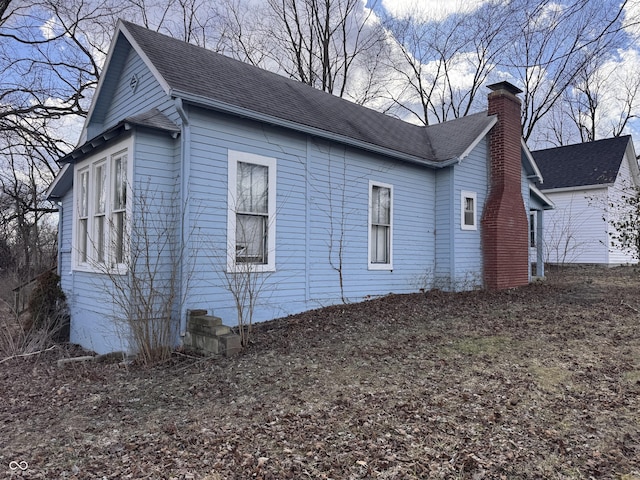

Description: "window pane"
79 218 88 263
114 155 127 210
464 197 474 226
371 225 389 263
114 211 125 263
372 186 390 225
530 214 536 247
236 214 267 263
79 171 89 217
95 164 106 214
237 162 268 213
95 215 105 263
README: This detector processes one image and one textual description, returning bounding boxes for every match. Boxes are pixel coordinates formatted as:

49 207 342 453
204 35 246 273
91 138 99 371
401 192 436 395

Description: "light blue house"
48 21 552 355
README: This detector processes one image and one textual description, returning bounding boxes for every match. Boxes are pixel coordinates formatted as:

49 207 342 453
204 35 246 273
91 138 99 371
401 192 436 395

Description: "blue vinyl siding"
450 138 489 289
434 168 454 288
181 108 437 325
87 44 178 139
61 130 180 355
59 191 74 288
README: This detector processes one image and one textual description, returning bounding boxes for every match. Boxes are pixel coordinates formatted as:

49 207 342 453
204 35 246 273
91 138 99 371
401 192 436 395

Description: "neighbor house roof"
532 136 632 190
114 20 496 167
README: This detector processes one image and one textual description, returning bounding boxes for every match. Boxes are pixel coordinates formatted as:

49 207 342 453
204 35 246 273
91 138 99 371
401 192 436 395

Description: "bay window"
73 141 130 271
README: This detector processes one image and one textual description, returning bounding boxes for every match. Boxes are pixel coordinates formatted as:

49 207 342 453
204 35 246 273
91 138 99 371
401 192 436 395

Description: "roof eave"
529 183 555 210
172 89 449 169
46 163 72 200
522 138 544 183
457 115 498 161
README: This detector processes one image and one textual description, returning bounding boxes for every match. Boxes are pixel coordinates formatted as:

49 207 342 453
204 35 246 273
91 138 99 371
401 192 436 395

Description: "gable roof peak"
115 20 496 166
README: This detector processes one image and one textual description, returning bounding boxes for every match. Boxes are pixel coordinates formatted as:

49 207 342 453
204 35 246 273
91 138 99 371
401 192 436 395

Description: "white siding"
543 150 640 265
543 189 608 264
607 153 639 264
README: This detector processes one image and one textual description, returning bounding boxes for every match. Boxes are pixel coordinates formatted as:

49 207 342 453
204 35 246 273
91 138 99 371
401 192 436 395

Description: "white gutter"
540 184 611 194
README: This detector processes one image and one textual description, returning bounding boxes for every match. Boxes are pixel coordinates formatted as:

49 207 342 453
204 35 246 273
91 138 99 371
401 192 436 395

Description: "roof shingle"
121 20 494 165
532 136 631 190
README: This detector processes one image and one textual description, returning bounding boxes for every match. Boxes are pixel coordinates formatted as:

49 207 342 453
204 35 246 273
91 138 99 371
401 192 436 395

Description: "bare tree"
95 182 190 363
506 0 632 144
0 137 58 284
381 1 514 124
256 0 388 103
0 1 124 175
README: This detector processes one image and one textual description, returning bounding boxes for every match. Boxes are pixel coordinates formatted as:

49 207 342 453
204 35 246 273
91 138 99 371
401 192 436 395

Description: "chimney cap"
488 81 523 96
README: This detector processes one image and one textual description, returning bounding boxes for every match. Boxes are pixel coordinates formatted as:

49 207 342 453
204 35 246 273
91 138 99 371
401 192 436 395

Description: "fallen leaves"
2 267 640 478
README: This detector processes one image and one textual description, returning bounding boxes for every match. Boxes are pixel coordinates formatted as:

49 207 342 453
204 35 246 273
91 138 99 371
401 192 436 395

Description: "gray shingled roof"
532 136 631 190
121 20 494 165
124 108 180 134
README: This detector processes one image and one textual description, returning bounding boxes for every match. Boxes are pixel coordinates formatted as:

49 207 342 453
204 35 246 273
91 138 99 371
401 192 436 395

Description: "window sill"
368 263 393 271
72 264 128 275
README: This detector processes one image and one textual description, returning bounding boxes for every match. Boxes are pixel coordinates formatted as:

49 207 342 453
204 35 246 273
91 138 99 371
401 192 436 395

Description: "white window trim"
461 190 477 231
72 139 132 273
368 180 393 271
227 150 277 273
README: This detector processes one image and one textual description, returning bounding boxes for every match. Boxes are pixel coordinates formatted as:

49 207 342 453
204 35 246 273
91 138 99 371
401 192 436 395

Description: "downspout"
56 201 63 276
175 98 190 338
536 210 544 278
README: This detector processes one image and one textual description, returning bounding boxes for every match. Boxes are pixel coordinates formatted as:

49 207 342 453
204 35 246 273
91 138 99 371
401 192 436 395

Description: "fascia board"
522 138 543 183
119 22 172 95
457 115 497 161
529 183 555 210
46 163 71 199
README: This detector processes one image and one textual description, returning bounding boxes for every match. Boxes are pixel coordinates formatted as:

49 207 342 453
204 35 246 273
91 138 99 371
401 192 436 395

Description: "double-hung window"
112 154 127 264
461 191 477 230
77 169 90 264
227 151 276 272
369 181 393 270
94 162 107 263
73 141 130 271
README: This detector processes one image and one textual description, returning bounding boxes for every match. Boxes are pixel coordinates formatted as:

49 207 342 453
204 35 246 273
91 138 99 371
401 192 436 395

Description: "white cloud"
623 0 640 39
380 0 490 22
40 17 58 40
591 49 640 138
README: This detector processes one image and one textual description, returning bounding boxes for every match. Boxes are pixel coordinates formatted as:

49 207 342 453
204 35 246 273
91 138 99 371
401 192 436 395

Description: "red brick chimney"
481 81 529 290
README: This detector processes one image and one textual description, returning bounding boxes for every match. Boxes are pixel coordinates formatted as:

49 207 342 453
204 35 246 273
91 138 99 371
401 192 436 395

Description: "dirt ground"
2 267 640 479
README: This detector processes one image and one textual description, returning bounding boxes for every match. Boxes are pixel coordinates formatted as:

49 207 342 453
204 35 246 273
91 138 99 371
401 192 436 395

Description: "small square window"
461 191 477 230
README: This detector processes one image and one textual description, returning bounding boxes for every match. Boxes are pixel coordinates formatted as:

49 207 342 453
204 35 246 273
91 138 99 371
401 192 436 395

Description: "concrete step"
184 309 240 356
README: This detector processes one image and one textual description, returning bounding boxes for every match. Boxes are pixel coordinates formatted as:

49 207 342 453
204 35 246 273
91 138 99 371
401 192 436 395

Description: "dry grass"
1 266 640 479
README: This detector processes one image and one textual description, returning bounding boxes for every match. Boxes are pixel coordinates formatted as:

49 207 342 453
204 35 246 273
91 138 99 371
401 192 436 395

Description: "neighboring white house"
532 136 640 265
